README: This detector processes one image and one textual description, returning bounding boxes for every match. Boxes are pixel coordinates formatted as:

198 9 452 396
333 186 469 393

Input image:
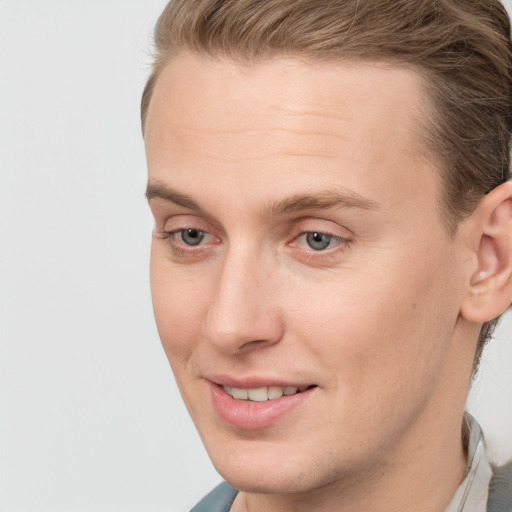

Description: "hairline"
142 50 456 235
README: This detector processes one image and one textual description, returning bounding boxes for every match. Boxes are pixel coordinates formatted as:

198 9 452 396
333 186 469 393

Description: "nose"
204 250 284 354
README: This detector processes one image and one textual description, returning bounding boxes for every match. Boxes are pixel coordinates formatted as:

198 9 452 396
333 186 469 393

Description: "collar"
443 412 493 512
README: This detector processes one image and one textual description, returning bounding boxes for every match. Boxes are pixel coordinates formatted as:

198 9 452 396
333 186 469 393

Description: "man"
141 1 512 510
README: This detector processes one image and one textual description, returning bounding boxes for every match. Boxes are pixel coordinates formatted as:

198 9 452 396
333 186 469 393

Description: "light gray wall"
0 1 511 510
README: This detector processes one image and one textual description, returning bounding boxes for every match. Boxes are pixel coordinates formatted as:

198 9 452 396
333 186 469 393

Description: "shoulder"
190 482 238 512
488 460 512 512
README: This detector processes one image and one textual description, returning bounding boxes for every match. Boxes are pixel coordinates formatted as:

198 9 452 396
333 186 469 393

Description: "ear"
461 181 512 323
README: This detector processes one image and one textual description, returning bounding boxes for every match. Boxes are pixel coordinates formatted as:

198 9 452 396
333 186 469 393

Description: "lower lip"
209 383 316 430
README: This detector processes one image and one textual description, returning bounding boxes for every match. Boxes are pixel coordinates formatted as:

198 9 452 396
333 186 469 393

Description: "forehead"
145 54 427 156
144 55 439 221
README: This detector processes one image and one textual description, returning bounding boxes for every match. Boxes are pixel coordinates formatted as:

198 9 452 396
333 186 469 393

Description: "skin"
144 55 511 511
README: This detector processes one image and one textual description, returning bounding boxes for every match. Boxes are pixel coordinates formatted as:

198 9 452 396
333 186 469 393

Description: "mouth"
222 384 317 402
208 380 318 429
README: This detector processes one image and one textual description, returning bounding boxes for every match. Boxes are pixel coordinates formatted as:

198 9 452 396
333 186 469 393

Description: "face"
145 55 472 494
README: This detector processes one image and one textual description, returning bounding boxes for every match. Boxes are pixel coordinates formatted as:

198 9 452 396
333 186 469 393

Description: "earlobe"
461 181 512 323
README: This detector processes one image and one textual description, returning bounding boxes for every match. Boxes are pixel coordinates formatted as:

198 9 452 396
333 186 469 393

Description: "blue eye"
181 229 205 246
306 232 334 250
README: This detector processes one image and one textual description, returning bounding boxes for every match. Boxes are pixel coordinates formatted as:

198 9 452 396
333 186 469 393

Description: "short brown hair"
141 0 512 367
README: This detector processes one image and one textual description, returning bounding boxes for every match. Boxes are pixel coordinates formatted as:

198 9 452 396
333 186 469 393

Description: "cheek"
149 245 209 363
279 259 460 454
287 251 459 393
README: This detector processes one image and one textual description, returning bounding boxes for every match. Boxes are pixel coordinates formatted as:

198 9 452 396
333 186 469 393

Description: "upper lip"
205 374 316 389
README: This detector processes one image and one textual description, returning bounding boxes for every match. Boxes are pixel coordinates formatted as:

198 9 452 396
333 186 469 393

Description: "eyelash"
157 227 352 262
157 229 219 257
295 232 346 250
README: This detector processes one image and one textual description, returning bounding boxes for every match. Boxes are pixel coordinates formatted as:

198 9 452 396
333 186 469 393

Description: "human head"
143 2 512 507
141 0 512 368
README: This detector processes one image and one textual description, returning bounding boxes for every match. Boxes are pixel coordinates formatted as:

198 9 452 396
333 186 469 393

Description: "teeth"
268 386 284 399
231 387 248 400
247 387 268 402
222 385 307 401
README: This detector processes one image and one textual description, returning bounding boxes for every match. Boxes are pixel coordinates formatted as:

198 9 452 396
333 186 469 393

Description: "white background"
0 1 511 511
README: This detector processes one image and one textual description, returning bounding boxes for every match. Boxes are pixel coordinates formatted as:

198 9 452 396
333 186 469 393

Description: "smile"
222 385 313 401
210 381 318 429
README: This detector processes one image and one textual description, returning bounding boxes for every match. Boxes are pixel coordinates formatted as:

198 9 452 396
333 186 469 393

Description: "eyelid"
161 214 214 231
153 213 224 242
155 229 221 262
290 231 349 250
153 215 353 262
152 214 222 260
292 217 355 238
153 229 171 239
286 218 354 260
159 228 219 244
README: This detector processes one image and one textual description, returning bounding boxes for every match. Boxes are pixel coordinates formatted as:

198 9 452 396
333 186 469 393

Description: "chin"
206 439 341 495
221 467 317 495
221 464 345 497
208 443 292 489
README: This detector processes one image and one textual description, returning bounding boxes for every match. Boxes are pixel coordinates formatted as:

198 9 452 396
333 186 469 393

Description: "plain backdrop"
0 1 511 511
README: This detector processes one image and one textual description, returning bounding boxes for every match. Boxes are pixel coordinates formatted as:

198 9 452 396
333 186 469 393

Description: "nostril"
238 339 270 351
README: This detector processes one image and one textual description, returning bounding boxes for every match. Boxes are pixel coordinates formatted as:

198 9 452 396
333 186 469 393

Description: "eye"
180 228 206 246
298 231 343 251
154 225 220 258
288 223 352 260
305 232 335 251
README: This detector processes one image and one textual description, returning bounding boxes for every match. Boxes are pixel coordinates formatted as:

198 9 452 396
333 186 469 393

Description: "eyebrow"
146 182 203 211
145 181 379 215
266 191 379 215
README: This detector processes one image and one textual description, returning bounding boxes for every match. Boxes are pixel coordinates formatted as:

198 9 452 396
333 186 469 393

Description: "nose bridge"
204 243 282 353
